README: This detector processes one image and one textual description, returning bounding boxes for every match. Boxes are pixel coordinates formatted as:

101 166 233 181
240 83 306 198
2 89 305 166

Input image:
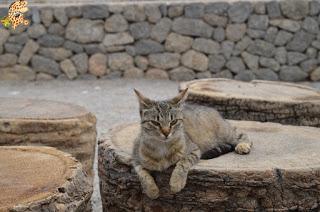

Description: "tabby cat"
132 88 252 199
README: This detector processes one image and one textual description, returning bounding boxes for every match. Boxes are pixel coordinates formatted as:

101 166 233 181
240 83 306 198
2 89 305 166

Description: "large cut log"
0 146 92 212
179 79 320 127
99 122 320 211
0 97 97 179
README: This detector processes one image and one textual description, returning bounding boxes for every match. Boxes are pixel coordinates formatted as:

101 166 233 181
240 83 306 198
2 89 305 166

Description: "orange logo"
0 0 30 30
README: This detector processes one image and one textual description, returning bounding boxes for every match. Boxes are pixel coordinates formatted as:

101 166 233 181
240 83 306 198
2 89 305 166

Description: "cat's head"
134 89 188 142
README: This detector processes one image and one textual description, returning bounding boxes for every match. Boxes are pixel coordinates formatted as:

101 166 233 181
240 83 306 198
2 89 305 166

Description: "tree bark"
0 146 92 212
0 98 97 180
99 122 320 211
180 79 320 127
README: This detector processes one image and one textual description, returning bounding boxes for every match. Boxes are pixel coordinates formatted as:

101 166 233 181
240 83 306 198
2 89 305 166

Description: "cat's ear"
170 88 188 106
134 89 153 109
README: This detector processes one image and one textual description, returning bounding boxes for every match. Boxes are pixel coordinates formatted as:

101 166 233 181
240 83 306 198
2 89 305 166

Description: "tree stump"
0 146 92 212
0 97 97 179
99 122 320 211
179 79 320 127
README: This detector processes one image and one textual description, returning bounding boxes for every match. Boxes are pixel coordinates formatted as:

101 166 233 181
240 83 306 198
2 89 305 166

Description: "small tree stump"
99 122 320 211
0 146 92 211
0 98 97 179
179 79 320 127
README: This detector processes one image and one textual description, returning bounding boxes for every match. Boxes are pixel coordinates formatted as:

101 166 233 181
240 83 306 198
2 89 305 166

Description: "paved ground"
0 79 319 212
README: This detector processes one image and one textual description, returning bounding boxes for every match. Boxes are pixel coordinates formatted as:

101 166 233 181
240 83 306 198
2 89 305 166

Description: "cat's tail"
200 143 235 159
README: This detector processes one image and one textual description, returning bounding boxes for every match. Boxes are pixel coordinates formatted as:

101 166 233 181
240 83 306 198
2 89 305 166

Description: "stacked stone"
1 0 320 81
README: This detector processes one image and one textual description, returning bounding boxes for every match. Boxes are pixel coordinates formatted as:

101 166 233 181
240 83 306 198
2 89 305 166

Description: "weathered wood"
0 146 92 212
0 97 97 179
179 79 320 127
99 122 320 211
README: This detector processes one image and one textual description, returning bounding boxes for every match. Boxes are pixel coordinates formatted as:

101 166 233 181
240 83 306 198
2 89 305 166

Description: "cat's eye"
151 120 161 127
155 115 160 121
170 114 174 120
170 119 178 126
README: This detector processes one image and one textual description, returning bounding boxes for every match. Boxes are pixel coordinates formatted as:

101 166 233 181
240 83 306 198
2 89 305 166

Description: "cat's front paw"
235 142 252 155
143 182 159 199
170 169 187 193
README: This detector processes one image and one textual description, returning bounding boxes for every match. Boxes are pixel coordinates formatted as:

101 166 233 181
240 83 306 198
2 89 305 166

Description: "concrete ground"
0 79 319 212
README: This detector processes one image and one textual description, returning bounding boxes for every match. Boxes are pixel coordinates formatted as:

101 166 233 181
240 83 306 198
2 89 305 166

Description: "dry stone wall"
1 0 320 81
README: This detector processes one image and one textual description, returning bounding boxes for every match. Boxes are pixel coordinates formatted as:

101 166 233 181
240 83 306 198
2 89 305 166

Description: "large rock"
279 66 308 81
145 68 169 80
259 57 280 71
134 39 164 55
203 14 227 27
266 1 281 18
89 53 108 77
18 40 39 65
165 33 193 53
228 2 252 23
123 5 146 22
0 54 17 67
226 57 246 74
145 5 162 23
31 55 61 76
4 43 22 54
192 38 220 54
213 27 225 42
300 59 318 73
185 3 205 18
286 31 314 52
247 40 275 57
302 17 319 34
123 67 144 78
150 18 172 43
129 22 151 40
64 41 84 53
248 15 268 30
275 47 287 64
254 68 279 81
105 14 128 32
72 53 89 74
241 52 259 70
169 66 196 81
226 24 247 42
0 65 35 81
172 17 213 38
38 48 72 61
269 19 300 32
38 35 64 47
311 67 320 81
134 56 149 71
0 28 10 46
103 32 134 47
27 24 46 38
108 53 134 71
53 7 68 26
40 8 53 27
221 41 235 59
181 50 208 72
60 59 78 80
208 54 226 72
280 0 309 20
287 52 307 65
66 19 104 44
148 53 180 70
274 30 293 46
82 5 109 19
205 2 229 15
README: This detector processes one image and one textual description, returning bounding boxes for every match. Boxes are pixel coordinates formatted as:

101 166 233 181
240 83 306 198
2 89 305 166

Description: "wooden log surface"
98 121 320 211
0 97 97 178
0 146 92 212
179 79 320 127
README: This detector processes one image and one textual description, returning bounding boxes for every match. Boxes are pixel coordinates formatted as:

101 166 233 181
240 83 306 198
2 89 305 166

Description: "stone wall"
1 0 320 81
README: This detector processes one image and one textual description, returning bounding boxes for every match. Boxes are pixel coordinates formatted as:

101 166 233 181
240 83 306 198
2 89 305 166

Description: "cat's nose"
160 127 170 138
